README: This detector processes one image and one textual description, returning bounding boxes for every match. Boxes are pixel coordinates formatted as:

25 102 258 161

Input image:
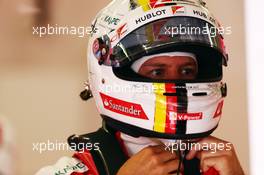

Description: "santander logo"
100 93 148 120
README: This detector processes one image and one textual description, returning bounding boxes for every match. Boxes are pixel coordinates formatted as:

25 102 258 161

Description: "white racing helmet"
86 0 228 139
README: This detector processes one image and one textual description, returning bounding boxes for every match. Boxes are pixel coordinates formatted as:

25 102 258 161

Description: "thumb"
201 156 224 175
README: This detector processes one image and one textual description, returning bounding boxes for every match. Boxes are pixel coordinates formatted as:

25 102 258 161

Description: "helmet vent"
192 92 207 96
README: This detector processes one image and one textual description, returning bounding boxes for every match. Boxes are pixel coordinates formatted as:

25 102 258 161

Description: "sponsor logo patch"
135 9 166 25
36 157 88 175
103 15 120 26
169 112 203 120
213 101 224 118
171 6 185 14
100 93 148 120
110 23 128 42
193 10 216 24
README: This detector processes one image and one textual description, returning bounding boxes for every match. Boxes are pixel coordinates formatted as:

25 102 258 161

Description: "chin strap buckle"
80 80 93 101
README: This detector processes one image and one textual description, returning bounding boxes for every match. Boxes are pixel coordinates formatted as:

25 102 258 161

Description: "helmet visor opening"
109 16 227 69
113 45 223 83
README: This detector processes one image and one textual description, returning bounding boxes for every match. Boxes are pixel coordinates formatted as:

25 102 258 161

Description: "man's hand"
117 145 183 175
185 136 245 175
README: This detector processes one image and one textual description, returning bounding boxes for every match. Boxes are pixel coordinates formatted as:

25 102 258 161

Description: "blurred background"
0 0 249 174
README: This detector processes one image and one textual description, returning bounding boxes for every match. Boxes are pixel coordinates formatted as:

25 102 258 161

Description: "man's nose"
167 67 181 80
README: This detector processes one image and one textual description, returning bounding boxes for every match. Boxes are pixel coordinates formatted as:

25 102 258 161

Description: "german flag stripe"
165 83 177 134
153 83 167 132
153 83 188 135
137 0 152 11
137 0 177 11
175 83 188 134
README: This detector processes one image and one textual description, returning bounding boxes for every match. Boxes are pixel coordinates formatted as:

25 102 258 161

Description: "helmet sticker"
171 6 185 14
101 15 121 26
192 9 216 24
100 93 149 120
169 111 203 120
213 100 224 118
110 23 128 43
135 9 166 25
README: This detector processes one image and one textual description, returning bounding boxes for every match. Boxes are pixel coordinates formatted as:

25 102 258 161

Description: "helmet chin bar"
102 115 218 140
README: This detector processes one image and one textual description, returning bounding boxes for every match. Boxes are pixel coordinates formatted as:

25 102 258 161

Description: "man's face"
136 56 198 80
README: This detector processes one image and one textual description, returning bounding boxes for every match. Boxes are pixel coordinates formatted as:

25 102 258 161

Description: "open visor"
95 17 228 82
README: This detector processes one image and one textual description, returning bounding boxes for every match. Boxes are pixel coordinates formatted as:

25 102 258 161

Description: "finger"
185 142 202 160
197 148 233 161
201 155 229 174
158 149 178 163
146 145 167 154
163 158 184 174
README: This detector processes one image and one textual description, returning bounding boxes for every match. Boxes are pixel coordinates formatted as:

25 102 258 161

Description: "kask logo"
100 93 149 120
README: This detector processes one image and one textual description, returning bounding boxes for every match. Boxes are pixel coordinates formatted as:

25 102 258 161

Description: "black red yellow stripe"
153 83 188 135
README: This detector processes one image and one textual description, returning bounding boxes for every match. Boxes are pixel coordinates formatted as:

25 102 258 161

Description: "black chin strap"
173 141 201 175
184 156 201 175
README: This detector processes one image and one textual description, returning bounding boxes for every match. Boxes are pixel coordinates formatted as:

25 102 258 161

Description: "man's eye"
180 67 196 76
150 69 164 77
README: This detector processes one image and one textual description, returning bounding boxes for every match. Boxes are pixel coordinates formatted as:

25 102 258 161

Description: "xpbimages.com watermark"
32 139 100 154
32 24 98 38
33 139 232 154
164 23 232 37
99 84 206 94
100 84 156 94
164 140 232 154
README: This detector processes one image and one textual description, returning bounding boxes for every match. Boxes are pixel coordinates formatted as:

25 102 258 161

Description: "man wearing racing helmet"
37 0 245 175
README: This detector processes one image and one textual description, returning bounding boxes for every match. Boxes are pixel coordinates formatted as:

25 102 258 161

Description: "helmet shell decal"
100 93 149 120
171 6 185 14
169 112 203 121
213 100 224 118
